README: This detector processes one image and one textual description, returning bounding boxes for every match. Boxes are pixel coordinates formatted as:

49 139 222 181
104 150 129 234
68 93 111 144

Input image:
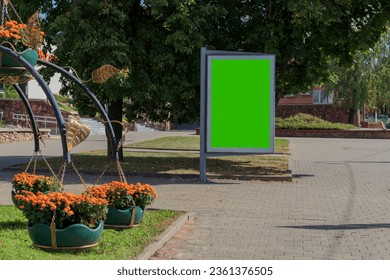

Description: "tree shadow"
4 153 289 184
279 223 390 230
69 154 288 176
0 220 27 230
292 174 315 178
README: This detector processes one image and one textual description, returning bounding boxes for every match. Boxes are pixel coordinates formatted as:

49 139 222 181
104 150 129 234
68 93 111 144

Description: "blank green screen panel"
207 56 274 153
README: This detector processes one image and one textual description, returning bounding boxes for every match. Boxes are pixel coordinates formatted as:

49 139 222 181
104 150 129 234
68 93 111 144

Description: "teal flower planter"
0 48 38 76
2 48 38 67
105 205 145 229
27 220 104 251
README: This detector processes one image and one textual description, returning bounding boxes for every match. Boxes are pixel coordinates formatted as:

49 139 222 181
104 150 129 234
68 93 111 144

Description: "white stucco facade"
27 71 62 99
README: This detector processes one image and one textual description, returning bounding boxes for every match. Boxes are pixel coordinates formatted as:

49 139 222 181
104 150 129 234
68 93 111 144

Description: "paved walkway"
2 133 390 259
152 137 390 260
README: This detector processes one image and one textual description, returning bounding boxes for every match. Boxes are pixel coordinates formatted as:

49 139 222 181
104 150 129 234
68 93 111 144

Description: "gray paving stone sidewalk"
2 133 390 259
151 137 390 260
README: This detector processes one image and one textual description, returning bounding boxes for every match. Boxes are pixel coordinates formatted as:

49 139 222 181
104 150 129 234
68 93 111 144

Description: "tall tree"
13 0 219 159
325 26 390 124
203 0 390 102
11 0 390 140
325 56 367 124
364 27 390 112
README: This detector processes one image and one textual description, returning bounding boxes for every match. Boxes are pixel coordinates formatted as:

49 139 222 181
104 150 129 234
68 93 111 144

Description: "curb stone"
137 212 196 260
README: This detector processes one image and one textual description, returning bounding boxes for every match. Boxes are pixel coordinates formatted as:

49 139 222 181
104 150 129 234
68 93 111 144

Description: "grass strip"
126 136 289 154
12 137 289 177
0 205 182 260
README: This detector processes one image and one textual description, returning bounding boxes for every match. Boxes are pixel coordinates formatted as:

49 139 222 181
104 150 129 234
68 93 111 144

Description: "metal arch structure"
0 45 70 163
13 84 41 152
37 59 119 160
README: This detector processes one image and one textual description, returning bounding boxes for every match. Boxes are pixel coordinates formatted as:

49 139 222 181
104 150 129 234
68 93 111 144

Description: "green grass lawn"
19 136 289 178
0 205 182 260
126 136 289 154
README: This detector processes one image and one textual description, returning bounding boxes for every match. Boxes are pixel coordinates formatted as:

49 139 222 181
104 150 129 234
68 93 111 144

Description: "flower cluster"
84 181 157 210
0 20 29 50
132 182 157 209
0 20 43 50
37 48 57 62
15 191 107 229
0 20 55 61
12 172 62 194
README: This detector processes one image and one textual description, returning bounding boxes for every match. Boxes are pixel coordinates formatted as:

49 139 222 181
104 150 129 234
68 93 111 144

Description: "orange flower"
0 20 53 60
16 191 107 229
84 181 157 209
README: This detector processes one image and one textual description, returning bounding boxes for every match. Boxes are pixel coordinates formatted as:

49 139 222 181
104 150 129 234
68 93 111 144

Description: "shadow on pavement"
279 223 390 230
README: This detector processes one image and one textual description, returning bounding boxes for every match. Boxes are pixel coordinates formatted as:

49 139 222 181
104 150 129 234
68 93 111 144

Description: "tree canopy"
326 26 390 123
4 0 387 160
364 27 390 112
10 0 390 123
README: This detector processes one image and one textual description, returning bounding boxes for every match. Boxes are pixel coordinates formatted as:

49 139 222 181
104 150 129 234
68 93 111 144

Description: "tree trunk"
348 108 355 124
275 91 283 111
107 98 124 161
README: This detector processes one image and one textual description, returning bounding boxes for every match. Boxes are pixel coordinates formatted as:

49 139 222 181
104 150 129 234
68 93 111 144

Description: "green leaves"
10 0 390 124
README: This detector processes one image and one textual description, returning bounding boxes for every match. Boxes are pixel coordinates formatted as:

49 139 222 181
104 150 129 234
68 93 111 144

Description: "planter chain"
71 161 87 189
116 158 126 183
24 151 37 173
94 164 110 186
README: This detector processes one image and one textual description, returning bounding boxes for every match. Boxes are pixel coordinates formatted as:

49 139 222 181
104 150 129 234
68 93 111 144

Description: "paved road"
2 133 390 259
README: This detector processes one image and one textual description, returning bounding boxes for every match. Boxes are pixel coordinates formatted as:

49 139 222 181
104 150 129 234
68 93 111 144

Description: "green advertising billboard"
206 55 275 153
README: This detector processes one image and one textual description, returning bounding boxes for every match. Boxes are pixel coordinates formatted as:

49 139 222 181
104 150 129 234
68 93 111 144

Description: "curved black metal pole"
13 84 40 152
0 46 70 163
37 59 119 160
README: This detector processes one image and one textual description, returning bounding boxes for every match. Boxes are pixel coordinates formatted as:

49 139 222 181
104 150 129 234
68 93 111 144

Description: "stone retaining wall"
276 129 390 139
0 98 75 128
0 128 51 144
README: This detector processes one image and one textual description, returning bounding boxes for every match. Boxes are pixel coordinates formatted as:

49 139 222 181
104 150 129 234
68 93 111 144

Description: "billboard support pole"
200 47 207 182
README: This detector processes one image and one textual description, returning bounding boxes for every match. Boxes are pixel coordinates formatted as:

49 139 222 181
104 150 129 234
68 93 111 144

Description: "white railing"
13 113 68 135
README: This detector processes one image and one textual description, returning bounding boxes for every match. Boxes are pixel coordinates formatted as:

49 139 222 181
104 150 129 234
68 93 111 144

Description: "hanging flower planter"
1 48 39 67
84 181 157 230
28 220 104 252
105 205 144 229
0 13 53 80
16 191 107 251
0 48 38 76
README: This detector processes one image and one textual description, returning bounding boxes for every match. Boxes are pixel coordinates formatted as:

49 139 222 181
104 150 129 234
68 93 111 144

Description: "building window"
312 89 333 104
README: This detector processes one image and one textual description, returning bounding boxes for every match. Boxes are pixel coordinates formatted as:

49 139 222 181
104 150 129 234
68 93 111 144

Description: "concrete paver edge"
137 212 196 260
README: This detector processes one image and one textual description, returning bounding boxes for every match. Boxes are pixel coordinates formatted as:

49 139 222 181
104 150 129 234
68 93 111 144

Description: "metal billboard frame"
199 48 275 182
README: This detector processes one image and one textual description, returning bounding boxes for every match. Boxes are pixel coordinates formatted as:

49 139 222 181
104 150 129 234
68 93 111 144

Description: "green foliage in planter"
275 113 356 130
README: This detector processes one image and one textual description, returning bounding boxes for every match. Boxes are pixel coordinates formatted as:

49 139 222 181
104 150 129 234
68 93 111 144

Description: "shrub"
275 113 356 130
